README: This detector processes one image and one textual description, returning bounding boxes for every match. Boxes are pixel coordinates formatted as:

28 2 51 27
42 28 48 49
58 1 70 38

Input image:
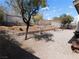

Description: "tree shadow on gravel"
0 30 40 59
33 32 54 42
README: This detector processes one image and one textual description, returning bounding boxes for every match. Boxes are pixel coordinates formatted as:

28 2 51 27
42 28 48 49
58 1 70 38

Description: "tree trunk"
25 15 31 40
25 22 29 40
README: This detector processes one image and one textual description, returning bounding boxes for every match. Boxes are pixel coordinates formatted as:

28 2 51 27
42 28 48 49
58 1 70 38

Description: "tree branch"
30 7 39 15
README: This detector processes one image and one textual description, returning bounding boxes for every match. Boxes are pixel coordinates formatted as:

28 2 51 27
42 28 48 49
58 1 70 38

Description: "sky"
0 0 78 20
39 0 78 20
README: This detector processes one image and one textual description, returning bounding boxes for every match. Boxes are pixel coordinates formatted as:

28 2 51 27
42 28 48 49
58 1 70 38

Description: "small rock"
19 28 23 31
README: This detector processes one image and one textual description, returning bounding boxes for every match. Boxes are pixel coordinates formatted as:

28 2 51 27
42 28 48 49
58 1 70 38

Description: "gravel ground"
6 29 79 59
20 29 79 59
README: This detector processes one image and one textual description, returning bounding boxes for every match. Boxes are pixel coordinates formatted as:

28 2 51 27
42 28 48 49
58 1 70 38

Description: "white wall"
51 22 61 27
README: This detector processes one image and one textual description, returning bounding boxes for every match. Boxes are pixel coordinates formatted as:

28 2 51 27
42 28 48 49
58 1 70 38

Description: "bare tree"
6 0 46 40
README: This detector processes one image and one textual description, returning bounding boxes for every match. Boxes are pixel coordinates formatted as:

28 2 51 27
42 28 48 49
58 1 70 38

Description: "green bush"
0 8 4 22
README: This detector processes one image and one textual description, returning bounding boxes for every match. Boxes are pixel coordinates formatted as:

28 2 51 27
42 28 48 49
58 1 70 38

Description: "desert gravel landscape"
10 28 79 59
0 26 79 59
